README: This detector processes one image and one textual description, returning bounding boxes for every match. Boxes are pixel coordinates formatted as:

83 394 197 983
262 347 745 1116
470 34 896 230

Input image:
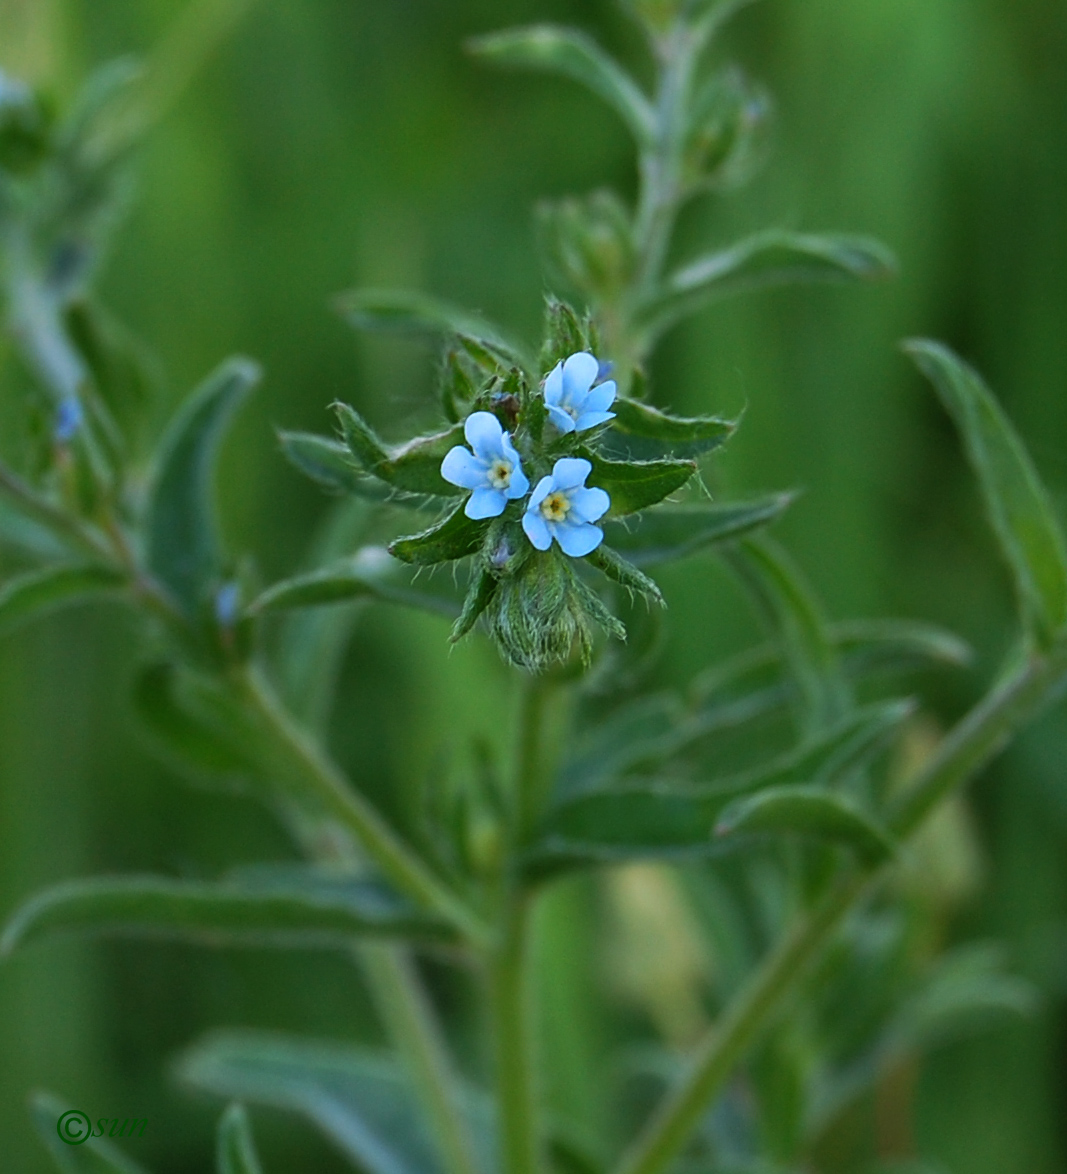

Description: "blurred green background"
1 0 1065 1170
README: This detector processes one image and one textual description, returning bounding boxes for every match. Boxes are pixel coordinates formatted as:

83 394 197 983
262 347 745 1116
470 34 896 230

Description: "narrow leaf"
1 871 454 958
28 1091 149 1174
0 564 125 637
603 495 794 567
146 357 260 616
608 398 736 460
450 566 498 643
334 403 462 497
389 502 488 566
248 548 462 620
587 454 696 517
833 619 973 677
177 1031 446 1174
468 25 655 146
586 544 664 606
278 431 368 495
217 1105 263 1174
904 339 1067 646
715 785 896 865
639 231 895 339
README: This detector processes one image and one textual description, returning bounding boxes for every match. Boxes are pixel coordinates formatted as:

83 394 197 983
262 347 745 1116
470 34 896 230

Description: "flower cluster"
440 349 616 555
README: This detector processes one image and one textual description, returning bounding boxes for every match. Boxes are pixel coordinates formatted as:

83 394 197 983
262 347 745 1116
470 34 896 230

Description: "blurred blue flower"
523 457 610 557
543 351 616 434
441 410 530 519
54 396 83 444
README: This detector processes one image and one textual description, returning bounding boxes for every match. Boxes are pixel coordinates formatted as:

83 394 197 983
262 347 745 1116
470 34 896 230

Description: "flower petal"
583 379 616 414
522 510 552 551
441 445 487 490
528 474 555 510
546 404 576 434
551 457 592 490
562 352 599 398
573 410 616 433
505 464 530 500
556 521 604 557
464 411 504 461
543 361 564 407
466 486 507 519
568 486 610 523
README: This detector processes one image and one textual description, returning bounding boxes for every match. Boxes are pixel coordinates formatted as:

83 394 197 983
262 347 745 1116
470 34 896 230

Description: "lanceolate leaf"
177 1032 451 1174
603 495 794 567
450 566 498 643
334 403 462 497
248 548 462 620
217 1105 263 1174
638 231 895 339
0 870 454 957
0 564 125 637
587 454 696 517
29 1091 148 1174
585 544 664 606
389 502 488 565
609 398 736 459
468 25 655 146
715 786 896 865
146 357 260 616
278 431 370 495
904 339 1067 647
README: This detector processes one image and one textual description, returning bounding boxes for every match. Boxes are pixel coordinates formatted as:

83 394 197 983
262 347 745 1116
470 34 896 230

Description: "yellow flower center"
540 490 571 522
487 459 513 489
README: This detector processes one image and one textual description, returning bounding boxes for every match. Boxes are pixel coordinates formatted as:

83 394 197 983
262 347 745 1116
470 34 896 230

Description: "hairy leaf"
585 544 664 606
216 1105 263 1174
609 397 736 459
587 454 696 517
450 566 498 643
905 340 1067 647
334 403 462 497
0 564 125 636
468 25 655 146
389 502 488 565
146 357 259 616
278 431 369 495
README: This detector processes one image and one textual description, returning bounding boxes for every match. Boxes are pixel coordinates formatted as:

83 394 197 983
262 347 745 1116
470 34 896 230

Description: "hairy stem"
615 638 1067 1174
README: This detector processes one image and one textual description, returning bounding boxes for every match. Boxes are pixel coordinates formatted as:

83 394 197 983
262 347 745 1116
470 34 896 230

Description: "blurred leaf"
389 502 487 566
586 544 665 606
714 786 896 865
177 1031 446 1174
278 431 366 493
587 454 696 517
833 618 973 677
335 288 527 366
637 231 895 340
28 1091 148 1174
216 1105 263 1174
248 547 462 620
603 495 794 567
146 357 260 617
904 339 1067 647
1 869 454 957
468 26 655 146
0 564 125 637
334 403 462 498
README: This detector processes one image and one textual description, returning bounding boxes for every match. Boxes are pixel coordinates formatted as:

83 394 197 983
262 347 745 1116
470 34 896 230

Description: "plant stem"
614 638 1067 1174
490 895 538 1174
0 459 113 563
516 672 551 840
361 943 482 1174
238 665 490 946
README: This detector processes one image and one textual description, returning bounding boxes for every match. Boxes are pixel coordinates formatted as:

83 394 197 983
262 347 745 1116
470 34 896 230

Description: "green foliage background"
1 0 1065 1170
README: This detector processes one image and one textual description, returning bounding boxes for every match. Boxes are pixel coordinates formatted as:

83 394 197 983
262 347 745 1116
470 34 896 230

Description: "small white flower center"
487 458 513 490
540 490 572 523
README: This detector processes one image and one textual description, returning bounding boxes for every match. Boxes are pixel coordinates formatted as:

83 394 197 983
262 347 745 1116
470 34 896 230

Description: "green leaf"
450 566 498 643
335 288 526 366
216 1105 263 1174
0 870 454 958
334 403 463 497
177 1031 466 1174
603 495 794 567
637 231 895 340
468 25 655 146
606 398 736 460
28 1091 149 1174
278 431 370 495
714 785 896 865
832 619 973 677
389 502 488 566
0 564 125 637
248 547 462 620
904 339 1067 647
146 357 260 616
585 544 664 606
587 454 696 517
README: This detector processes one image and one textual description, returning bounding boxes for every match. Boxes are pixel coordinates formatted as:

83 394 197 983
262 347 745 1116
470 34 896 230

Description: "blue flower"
543 351 616 434
53 396 83 444
522 457 610 557
441 410 530 519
